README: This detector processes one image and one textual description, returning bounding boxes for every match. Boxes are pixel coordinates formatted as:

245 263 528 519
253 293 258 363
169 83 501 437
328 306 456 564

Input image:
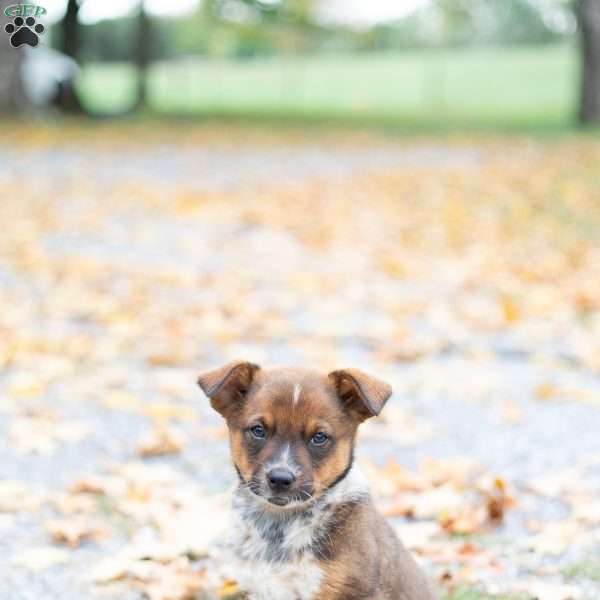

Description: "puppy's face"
198 363 391 509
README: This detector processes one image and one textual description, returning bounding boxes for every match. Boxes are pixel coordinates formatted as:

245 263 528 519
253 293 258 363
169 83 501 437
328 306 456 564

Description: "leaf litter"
1 125 600 599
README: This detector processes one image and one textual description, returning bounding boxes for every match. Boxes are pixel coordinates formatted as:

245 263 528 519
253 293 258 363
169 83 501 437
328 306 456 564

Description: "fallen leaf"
47 517 110 548
103 390 143 412
218 580 242 599
138 426 186 458
143 403 195 423
499 399 523 424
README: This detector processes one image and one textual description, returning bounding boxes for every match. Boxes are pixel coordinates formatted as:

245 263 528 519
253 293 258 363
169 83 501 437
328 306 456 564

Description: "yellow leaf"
500 294 520 323
137 426 186 457
218 580 241 599
535 383 560 401
143 403 194 423
103 390 143 412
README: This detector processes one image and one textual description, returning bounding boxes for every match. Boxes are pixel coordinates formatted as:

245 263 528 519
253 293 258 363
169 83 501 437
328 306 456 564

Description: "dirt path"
1 130 599 599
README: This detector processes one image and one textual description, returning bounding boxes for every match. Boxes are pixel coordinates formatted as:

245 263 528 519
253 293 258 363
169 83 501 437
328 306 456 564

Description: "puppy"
198 361 437 600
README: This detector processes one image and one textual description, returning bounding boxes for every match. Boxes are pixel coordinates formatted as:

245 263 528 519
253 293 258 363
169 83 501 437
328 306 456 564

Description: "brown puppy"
198 361 437 600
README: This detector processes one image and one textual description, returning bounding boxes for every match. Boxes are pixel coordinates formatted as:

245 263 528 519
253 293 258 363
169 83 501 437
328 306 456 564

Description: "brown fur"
318 501 436 600
198 361 437 600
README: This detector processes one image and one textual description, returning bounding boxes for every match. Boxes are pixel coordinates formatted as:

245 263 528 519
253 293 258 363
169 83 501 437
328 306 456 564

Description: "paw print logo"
5 16 45 48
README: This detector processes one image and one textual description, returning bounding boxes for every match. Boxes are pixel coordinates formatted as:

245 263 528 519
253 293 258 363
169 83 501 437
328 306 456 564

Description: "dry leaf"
143 403 194 423
47 518 110 548
218 580 242 599
138 426 186 457
103 390 144 412
499 399 523 424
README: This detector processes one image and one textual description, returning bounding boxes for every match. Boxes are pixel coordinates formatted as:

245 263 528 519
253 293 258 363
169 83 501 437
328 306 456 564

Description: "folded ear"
197 360 260 418
328 368 392 422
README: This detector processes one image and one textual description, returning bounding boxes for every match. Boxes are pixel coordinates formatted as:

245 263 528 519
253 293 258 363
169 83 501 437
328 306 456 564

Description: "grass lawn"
78 44 579 131
444 589 530 600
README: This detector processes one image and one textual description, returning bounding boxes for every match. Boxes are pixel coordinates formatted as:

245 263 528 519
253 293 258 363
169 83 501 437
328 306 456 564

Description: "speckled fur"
228 467 369 600
198 362 437 600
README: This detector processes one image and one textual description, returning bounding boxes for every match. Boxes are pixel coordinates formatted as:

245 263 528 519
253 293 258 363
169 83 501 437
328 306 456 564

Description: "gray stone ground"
1 137 599 599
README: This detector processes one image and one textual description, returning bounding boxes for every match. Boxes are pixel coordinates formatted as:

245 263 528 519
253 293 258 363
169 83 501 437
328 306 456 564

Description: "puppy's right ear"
197 360 260 418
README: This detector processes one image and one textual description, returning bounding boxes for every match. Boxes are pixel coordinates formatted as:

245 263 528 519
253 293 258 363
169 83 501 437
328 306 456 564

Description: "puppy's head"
197 362 391 510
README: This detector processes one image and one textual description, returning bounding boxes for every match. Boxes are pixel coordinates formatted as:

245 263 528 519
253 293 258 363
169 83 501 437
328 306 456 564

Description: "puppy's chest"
229 503 330 600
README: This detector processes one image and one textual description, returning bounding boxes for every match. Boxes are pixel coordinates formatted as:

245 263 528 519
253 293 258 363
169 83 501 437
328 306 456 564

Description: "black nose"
267 468 296 491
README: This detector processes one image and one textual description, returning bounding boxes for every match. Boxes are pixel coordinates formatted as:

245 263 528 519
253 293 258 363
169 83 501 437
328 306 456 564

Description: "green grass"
563 560 600 582
444 587 531 600
77 45 580 131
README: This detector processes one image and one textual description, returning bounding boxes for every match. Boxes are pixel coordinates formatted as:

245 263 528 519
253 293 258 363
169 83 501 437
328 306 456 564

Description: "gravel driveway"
1 128 599 599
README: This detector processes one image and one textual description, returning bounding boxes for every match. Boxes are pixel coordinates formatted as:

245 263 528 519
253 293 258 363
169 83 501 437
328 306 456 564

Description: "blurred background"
0 0 599 128
1 2 600 600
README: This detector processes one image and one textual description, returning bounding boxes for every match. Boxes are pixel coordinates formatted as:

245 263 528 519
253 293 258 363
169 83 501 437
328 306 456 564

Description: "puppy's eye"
311 432 329 446
250 424 266 439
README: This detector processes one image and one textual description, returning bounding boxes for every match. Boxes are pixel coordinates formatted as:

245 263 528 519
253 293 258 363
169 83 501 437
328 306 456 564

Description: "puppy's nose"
267 468 296 491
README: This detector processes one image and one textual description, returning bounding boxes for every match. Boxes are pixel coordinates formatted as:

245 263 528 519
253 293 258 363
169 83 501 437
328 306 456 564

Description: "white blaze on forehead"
267 443 299 475
292 383 301 405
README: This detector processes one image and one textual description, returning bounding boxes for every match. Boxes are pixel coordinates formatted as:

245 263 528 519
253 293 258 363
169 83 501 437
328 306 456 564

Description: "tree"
60 2 84 113
53 0 85 112
61 0 81 61
0 0 28 113
135 0 151 109
577 0 600 125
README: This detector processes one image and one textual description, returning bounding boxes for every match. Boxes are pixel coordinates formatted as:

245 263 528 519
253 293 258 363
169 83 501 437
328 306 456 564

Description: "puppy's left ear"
197 360 260 419
328 368 392 422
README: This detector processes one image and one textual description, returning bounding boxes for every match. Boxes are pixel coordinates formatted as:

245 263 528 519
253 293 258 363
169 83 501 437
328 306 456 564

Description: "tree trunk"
57 0 85 113
0 0 28 113
135 1 151 110
577 0 600 125
61 0 81 61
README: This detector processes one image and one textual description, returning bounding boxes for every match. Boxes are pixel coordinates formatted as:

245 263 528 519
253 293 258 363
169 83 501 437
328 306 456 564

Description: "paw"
5 16 45 48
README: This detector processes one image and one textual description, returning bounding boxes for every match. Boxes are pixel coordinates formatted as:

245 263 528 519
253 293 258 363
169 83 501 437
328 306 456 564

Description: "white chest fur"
233 557 323 600
229 502 325 600
225 467 369 600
